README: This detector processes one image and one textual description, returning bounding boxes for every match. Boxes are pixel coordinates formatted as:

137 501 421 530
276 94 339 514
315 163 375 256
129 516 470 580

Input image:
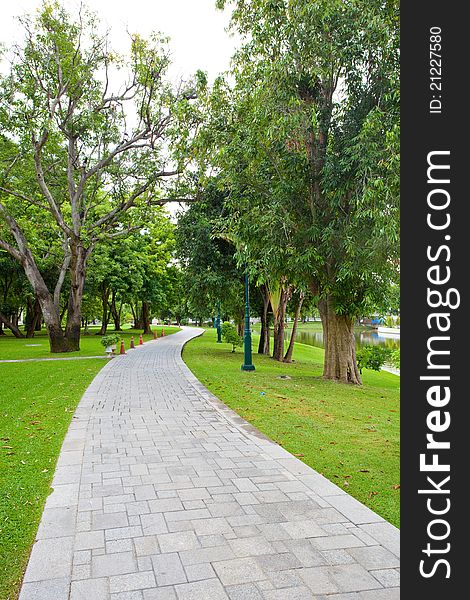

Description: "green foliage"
356 345 392 374
198 0 400 320
389 349 400 369
221 321 242 352
99 333 121 348
0 1 199 349
175 179 244 321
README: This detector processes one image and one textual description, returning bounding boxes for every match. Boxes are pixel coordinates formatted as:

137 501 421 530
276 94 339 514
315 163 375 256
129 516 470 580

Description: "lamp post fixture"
216 300 222 343
241 262 255 371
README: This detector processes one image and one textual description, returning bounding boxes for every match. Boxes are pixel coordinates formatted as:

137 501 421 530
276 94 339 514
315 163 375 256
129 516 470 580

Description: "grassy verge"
183 328 400 528
0 325 180 360
0 359 104 600
0 325 181 600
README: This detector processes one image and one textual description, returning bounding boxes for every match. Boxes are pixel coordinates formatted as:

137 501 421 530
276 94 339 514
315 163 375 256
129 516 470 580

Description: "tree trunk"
0 310 25 338
142 301 151 334
25 297 42 337
0 321 4 335
98 285 110 335
0 212 87 352
284 292 304 363
319 297 362 384
131 302 143 329
258 284 270 355
272 288 289 361
36 288 70 352
109 290 122 331
63 244 87 352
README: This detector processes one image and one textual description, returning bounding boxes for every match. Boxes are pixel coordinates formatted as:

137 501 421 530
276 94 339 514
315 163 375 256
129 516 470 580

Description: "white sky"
0 0 239 82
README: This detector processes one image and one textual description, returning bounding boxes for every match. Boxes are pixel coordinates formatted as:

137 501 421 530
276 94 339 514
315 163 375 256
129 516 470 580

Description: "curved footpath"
19 327 399 600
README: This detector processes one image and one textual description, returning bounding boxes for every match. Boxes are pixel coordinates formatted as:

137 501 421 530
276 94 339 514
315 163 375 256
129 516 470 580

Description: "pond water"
286 327 400 351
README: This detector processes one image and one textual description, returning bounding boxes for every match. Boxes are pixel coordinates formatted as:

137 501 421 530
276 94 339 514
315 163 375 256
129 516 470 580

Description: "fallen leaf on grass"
368 491 378 498
293 453 304 457
359 469 370 473
392 484 400 490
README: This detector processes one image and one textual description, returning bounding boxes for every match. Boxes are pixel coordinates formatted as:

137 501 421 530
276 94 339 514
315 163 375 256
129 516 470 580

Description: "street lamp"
241 261 255 371
216 300 222 343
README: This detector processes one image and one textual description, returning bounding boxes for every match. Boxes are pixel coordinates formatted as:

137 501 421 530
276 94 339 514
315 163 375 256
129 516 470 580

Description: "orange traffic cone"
119 340 126 355
153 329 157 340
161 328 165 337
139 334 143 345
130 336 135 349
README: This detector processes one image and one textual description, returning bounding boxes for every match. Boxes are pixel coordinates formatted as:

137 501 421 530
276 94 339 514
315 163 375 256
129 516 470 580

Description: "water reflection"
286 328 400 350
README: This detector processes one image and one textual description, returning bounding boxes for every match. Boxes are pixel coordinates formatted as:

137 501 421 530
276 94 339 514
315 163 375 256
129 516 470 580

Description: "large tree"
175 180 245 330
201 0 399 383
0 2 196 351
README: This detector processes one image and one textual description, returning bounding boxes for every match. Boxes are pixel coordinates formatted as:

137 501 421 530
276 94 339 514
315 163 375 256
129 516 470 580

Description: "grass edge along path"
0 326 179 600
183 328 400 528
0 359 104 600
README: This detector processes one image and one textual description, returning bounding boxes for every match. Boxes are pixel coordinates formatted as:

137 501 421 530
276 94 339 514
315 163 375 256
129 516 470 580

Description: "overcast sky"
0 0 239 81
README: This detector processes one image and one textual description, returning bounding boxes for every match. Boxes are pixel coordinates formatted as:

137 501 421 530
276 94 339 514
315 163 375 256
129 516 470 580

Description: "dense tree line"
184 0 400 383
1 1 399 386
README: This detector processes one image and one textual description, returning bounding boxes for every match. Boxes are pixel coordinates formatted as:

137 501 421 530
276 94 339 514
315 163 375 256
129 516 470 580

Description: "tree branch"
0 237 23 263
88 169 180 233
0 186 49 212
33 139 73 237
106 225 141 239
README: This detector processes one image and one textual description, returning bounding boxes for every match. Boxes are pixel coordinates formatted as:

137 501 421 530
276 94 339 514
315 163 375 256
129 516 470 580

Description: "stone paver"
19 327 400 599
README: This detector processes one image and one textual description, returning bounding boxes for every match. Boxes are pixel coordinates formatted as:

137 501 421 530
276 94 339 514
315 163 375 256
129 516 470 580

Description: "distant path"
381 365 400 376
0 356 110 363
20 326 399 600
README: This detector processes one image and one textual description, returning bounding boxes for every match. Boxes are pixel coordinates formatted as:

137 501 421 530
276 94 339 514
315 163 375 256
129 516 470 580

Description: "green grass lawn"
0 359 104 600
183 328 400 528
0 325 180 360
0 324 180 600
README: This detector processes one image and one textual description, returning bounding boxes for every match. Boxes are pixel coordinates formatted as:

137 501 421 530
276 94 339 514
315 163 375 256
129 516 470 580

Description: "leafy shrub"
384 315 395 328
389 349 400 369
221 322 243 353
356 345 392 374
100 334 121 348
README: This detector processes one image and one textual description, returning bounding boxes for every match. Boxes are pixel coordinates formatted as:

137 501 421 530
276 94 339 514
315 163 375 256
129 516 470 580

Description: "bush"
221 322 243 353
389 348 400 369
356 345 392 374
100 333 121 348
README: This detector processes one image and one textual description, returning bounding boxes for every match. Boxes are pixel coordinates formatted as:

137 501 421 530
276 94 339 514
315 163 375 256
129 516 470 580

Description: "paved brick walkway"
20 327 399 600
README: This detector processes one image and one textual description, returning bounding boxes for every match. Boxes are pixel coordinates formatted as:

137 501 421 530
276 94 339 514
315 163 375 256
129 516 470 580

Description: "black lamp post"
216 300 222 343
241 262 255 371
